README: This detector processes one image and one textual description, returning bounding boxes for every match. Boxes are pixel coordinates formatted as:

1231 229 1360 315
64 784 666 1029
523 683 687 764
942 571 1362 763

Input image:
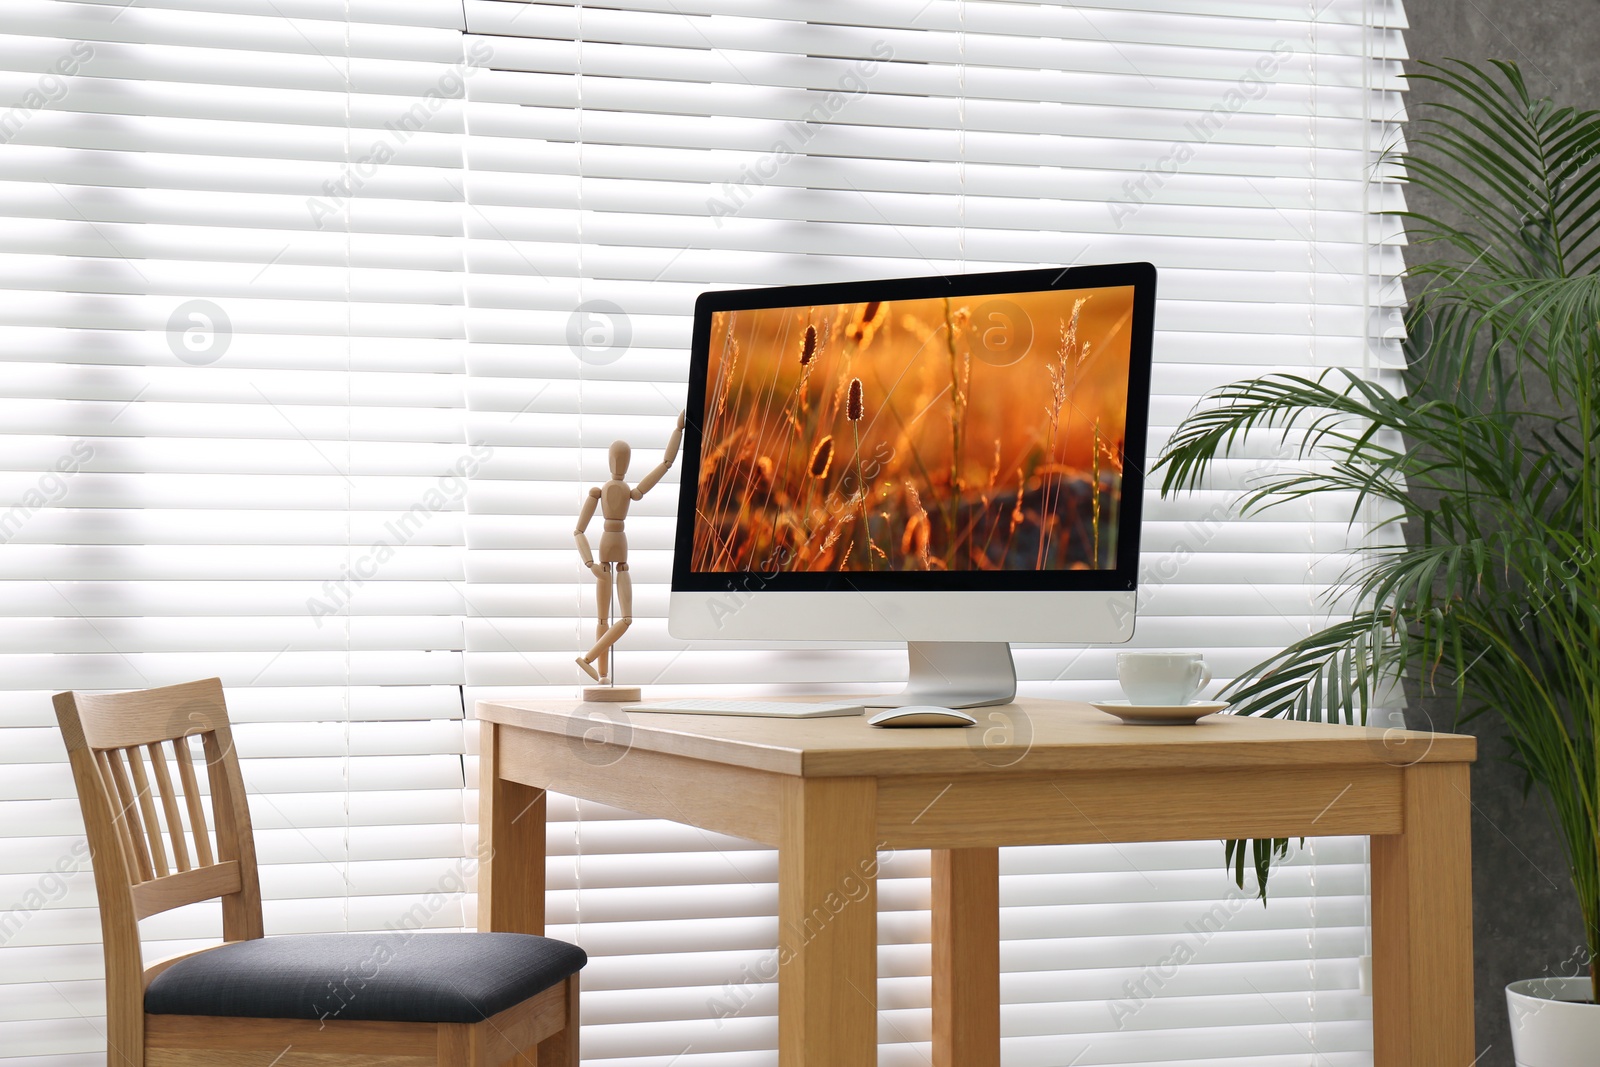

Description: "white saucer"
1089 699 1230 726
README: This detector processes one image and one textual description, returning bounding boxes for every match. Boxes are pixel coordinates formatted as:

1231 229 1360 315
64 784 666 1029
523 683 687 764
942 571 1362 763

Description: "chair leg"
438 1021 477 1066
533 974 581 1067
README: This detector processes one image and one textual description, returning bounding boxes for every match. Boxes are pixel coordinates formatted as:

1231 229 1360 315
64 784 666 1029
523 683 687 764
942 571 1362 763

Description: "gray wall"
1399 1 1600 1062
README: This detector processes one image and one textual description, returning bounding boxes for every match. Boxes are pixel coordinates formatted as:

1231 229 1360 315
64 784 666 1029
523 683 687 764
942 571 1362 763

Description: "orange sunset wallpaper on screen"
692 286 1136 575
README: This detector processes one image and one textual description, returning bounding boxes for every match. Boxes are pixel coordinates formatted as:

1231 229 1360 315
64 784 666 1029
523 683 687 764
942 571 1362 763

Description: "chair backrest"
54 678 265 985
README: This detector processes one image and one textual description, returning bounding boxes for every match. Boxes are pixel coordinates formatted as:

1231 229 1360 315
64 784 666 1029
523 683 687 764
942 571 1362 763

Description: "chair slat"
101 748 154 883
123 746 170 879
94 748 141 884
175 735 214 867
147 742 190 874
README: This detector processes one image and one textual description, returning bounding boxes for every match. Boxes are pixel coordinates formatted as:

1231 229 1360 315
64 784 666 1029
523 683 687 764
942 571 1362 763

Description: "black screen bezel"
671 262 1156 594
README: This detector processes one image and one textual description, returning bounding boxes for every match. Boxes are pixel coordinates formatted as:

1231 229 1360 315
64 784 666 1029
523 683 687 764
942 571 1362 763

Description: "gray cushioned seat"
145 932 586 1024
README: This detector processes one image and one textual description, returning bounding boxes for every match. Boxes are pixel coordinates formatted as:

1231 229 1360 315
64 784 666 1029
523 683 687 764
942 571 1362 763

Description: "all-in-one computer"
666 262 1156 709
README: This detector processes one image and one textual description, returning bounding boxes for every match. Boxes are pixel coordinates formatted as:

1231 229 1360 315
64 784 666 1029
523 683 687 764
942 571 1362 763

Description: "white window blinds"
0 1 480 1062
461 1 1408 1065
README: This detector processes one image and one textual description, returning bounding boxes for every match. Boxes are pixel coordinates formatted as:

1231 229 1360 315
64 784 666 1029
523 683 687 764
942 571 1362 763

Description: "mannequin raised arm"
630 410 687 501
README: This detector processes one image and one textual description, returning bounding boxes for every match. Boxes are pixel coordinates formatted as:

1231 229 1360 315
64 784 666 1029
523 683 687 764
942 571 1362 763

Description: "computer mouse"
867 706 978 728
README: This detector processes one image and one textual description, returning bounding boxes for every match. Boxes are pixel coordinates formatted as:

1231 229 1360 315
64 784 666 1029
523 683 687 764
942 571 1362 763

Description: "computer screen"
669 263 1156 706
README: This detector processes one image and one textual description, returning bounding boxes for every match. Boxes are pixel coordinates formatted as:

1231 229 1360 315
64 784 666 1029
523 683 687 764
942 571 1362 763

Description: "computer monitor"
669 262 1156 707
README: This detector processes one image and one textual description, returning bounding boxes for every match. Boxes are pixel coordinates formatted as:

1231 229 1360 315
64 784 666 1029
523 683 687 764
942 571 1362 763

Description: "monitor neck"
868 642 1016 709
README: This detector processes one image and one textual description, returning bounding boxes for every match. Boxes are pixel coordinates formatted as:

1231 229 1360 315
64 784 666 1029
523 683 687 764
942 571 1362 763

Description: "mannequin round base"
584 685 642 703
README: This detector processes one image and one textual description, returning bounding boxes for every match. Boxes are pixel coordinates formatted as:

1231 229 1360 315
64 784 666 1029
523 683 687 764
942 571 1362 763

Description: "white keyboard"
621 699 865 719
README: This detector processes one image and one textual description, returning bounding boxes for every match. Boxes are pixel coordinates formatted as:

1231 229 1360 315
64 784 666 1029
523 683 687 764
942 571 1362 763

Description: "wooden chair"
54 677 583 1067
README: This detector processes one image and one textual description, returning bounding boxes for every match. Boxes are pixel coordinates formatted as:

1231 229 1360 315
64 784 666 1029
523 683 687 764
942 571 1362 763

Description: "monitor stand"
866 641 1017 709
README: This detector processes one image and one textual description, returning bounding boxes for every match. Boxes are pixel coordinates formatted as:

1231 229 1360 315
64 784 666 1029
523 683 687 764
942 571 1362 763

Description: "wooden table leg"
933 847 1000 1067
1370 761 1474 1065
477 721 547 935
778 777 879 1066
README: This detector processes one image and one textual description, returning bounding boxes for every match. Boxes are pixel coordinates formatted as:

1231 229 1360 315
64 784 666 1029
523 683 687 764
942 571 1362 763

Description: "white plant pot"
1508 977 1600 1066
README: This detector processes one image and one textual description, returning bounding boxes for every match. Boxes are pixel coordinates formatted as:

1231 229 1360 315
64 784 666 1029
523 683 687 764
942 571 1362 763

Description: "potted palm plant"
1156 59 1600 1062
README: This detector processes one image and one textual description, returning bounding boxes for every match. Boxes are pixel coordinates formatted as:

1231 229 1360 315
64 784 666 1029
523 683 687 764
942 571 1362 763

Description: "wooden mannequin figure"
574 411 686 700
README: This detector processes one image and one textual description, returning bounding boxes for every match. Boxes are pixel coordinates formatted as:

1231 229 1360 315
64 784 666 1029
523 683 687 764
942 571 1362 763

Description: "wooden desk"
475 697 1476 1066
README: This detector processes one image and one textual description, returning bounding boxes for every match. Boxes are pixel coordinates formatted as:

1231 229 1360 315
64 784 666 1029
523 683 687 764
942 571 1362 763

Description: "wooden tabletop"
475 697 1476 779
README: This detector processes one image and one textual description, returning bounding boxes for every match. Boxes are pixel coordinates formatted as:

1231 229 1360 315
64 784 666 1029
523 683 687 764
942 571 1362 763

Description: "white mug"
1117 652 1212 706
